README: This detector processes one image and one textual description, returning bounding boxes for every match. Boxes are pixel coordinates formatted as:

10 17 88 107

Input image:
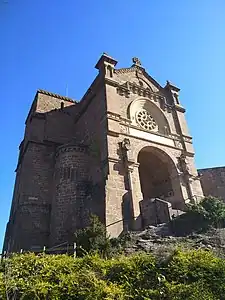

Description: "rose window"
136 109 158 131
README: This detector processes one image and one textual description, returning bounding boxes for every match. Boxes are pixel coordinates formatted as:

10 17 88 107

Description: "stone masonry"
198 167 225 201
4 53 221 253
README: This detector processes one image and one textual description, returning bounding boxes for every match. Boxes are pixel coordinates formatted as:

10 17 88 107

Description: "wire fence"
1 194 204 262
1 241 78 262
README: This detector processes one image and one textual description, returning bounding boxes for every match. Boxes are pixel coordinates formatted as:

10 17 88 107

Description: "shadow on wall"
122 192 134 231
121 192 143 232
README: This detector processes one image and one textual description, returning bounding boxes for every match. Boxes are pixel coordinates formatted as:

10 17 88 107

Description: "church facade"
4 53 219 253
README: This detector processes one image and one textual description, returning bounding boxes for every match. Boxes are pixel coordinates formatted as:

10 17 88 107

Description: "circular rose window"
136 109 158 131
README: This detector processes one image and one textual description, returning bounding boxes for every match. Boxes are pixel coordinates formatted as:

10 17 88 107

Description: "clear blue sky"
0 0 225 249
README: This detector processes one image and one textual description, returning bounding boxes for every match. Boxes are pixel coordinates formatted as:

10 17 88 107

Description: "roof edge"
38 89 77 103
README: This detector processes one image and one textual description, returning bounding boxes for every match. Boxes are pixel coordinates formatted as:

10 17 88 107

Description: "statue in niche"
177 154 190 175
164 126 169 136
121 138 131 151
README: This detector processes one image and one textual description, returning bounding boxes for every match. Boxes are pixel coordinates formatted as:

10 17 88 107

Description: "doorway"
138 147 175 201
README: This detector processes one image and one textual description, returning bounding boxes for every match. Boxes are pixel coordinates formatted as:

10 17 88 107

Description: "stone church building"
3 53 225 253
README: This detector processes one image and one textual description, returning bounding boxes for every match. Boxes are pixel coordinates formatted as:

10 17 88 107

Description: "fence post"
73 243 76 259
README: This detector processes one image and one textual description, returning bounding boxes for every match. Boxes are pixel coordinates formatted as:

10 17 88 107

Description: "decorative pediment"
116 80 171 113
117 80 159 98
114 60 161 93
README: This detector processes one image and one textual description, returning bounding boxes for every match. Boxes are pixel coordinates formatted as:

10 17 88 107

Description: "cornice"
104 77 119 87
174 104 186 113
116 81 163 100
104 74 172 113
114 81 172 113
108 156 120 163
182 135 192 143
55 144 89 158
106 111 193 146
107 111 121 121
114 66 137 74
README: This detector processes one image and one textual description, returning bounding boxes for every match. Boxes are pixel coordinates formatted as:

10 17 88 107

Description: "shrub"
164 249 225 299
74 214 131 258
171 196 225 235
74 214 113 257
1 249 225 299
200 196 225 227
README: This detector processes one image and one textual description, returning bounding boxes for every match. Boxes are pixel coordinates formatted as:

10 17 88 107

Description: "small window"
61 102 64 109
107 65 113 78
174 93 179 105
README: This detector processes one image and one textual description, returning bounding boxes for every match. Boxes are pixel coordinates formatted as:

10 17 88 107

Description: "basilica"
3 53 225 253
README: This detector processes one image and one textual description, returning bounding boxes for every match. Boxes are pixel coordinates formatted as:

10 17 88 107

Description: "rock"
121 226 225 257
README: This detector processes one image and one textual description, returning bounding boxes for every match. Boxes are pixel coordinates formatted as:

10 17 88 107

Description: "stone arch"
128 98 170 135
136 145 183 208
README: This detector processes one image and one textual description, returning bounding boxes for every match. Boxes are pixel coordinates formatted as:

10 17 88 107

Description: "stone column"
105 159 125 237
128 162 142 230
177 154 204 205
121 138 142 230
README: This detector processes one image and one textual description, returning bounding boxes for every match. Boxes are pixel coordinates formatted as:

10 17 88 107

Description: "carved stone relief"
120 124 128 134
174 140 183 149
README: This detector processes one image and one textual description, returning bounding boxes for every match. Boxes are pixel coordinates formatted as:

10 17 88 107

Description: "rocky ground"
123 224 225 258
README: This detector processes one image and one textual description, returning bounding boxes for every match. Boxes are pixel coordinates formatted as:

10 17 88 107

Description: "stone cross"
132 57 142 66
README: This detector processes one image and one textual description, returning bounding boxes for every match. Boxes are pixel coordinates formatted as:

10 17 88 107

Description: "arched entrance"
137 146 182 208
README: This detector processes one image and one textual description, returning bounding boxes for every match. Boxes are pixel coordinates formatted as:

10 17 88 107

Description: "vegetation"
74 214 111 257
1 197 225 299
1 249 225 299
74 214 130 258
171 196 225 235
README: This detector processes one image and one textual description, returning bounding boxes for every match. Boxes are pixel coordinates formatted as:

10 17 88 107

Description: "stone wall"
199 167 225 201
44 107 78 144
73 82 109 222
7 142 55 252
140 198 173 227
50 144 90 246
4 90 79 252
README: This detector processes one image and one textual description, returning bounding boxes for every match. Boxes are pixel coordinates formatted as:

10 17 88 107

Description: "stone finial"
165 80 180 92
95 53 118 70
132 57 142 66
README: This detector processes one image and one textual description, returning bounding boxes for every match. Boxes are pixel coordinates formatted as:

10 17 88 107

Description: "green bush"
74 214 130 258
171 196 225 235
164 249 225 298
200 196 225 227
1 249 225 299
74 214 112 257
